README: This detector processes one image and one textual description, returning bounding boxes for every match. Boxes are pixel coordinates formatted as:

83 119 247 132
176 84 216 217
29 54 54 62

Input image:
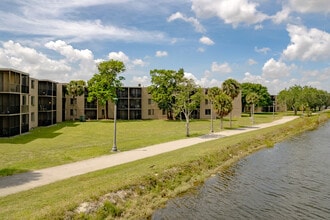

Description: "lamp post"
210 101 214 133
273 100 275 119
112 97 118 152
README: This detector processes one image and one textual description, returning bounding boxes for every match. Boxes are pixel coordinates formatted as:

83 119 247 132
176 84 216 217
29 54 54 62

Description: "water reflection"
153 121 330 220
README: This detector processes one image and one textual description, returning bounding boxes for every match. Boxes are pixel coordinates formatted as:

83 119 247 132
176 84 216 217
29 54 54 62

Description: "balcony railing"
0 105 20 114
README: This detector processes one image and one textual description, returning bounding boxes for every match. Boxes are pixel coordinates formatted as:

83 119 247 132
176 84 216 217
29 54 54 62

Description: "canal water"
153 121 330 220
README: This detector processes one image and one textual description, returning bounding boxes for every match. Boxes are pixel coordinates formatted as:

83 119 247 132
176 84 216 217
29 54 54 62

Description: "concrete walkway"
0 116 298 197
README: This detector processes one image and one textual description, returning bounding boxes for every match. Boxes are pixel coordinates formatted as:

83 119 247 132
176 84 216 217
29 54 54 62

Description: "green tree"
148 68 184 120
213 92 233 130
66 80 86 120
222 79 241 127
173 78 202 137
241 82 271 112
87 60 125 119
277 85 302 115
246 92 259 124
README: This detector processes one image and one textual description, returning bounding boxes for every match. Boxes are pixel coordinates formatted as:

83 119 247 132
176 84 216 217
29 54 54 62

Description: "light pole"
112 97 118 152
210 101 214 133
273 100 275 119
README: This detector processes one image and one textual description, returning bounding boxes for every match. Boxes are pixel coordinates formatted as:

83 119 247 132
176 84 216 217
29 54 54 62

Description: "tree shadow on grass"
0 121 80 144
0 171 42 189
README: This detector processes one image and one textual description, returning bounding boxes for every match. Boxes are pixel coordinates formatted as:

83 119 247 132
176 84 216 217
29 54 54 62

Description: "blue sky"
0 0 329 94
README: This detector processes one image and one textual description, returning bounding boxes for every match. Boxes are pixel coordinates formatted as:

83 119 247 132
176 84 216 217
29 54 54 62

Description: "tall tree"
246 92 259 124
173 78 202 137
87 60 125 119
148 68 184 120
213 92 233 130
277 85 302 115
222 79 241 127
66 80 86 120
241 82 271 112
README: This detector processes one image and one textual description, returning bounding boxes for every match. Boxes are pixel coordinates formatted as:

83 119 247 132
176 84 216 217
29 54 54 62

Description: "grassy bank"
0 112 328 219
0 114 279 176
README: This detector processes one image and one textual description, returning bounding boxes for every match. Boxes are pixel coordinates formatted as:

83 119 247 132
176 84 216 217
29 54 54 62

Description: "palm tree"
67 80 86 120
222 79 241 128
213 92 233 130
246 92 259 124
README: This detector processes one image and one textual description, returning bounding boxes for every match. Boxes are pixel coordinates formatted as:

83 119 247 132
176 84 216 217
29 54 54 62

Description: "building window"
148 109 154 115
162 109 166 115
70 109 74 116
31 80 35 89
205 109 211 115
31 112 35 122
148 99 153 105
205 99 209 105
31 96 35 106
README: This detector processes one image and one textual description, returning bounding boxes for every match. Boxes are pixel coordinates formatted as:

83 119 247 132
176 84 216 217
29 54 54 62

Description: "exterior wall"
0 68 30 137
141 87 168 120
29 78 39 129
38 80 57 126
199 89 242 120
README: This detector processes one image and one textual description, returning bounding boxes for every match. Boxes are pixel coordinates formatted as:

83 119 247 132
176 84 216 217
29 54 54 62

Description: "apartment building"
0 68 242 137
0 69 30 137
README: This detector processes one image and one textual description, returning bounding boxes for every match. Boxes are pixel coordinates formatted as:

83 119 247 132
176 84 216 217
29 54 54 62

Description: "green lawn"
0 113 328 219
0 114 281 175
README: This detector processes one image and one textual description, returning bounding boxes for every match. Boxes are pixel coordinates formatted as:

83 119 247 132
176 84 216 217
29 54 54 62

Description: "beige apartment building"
0 68 242 137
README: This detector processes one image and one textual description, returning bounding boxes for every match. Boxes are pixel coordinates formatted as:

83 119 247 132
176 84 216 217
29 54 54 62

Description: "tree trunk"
185 115 190 137
105 100 109 119
220 117 224 130
229 111 233 128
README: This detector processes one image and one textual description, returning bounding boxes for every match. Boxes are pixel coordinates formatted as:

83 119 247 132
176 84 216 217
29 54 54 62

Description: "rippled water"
153 121 330 220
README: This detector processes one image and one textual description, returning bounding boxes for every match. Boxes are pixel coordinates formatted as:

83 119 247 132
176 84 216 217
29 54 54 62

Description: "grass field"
0 113 282 176
0 112 328 219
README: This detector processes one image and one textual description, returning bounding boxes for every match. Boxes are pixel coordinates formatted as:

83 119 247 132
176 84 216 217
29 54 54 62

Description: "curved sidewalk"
0 116 298 197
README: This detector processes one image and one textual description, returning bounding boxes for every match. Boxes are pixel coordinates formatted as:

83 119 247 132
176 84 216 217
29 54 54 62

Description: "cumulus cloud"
211 62 232 74
108 51 130 63
167 12 206 33
131 76 149 86
288 0 330 13
0 40 74 81
262 58 295 79
155 51 168 57
185 72 221 87
282 24 330 61
272 7 291 24
191 0 269 27
199 36 214 45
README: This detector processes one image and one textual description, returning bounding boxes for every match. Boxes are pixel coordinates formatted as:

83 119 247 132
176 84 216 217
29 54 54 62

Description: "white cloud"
262 58 295 79
211 62 232 74
132 59 146 67
0 40 74 81
108 51 130 63
167 12 206 33
282 24 330 61
288 0 330 13
255 46 271 54
0 5 168 43
191 0 269 27
254 24 263 30
131 76 149 86
185 72 221 87
45 40 93 62
155 51 168 57
199 36 214 45
272 6 291 24
247 58 257 65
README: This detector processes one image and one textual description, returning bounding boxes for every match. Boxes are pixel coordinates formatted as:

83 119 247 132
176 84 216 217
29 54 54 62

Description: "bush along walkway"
0 116 298 197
